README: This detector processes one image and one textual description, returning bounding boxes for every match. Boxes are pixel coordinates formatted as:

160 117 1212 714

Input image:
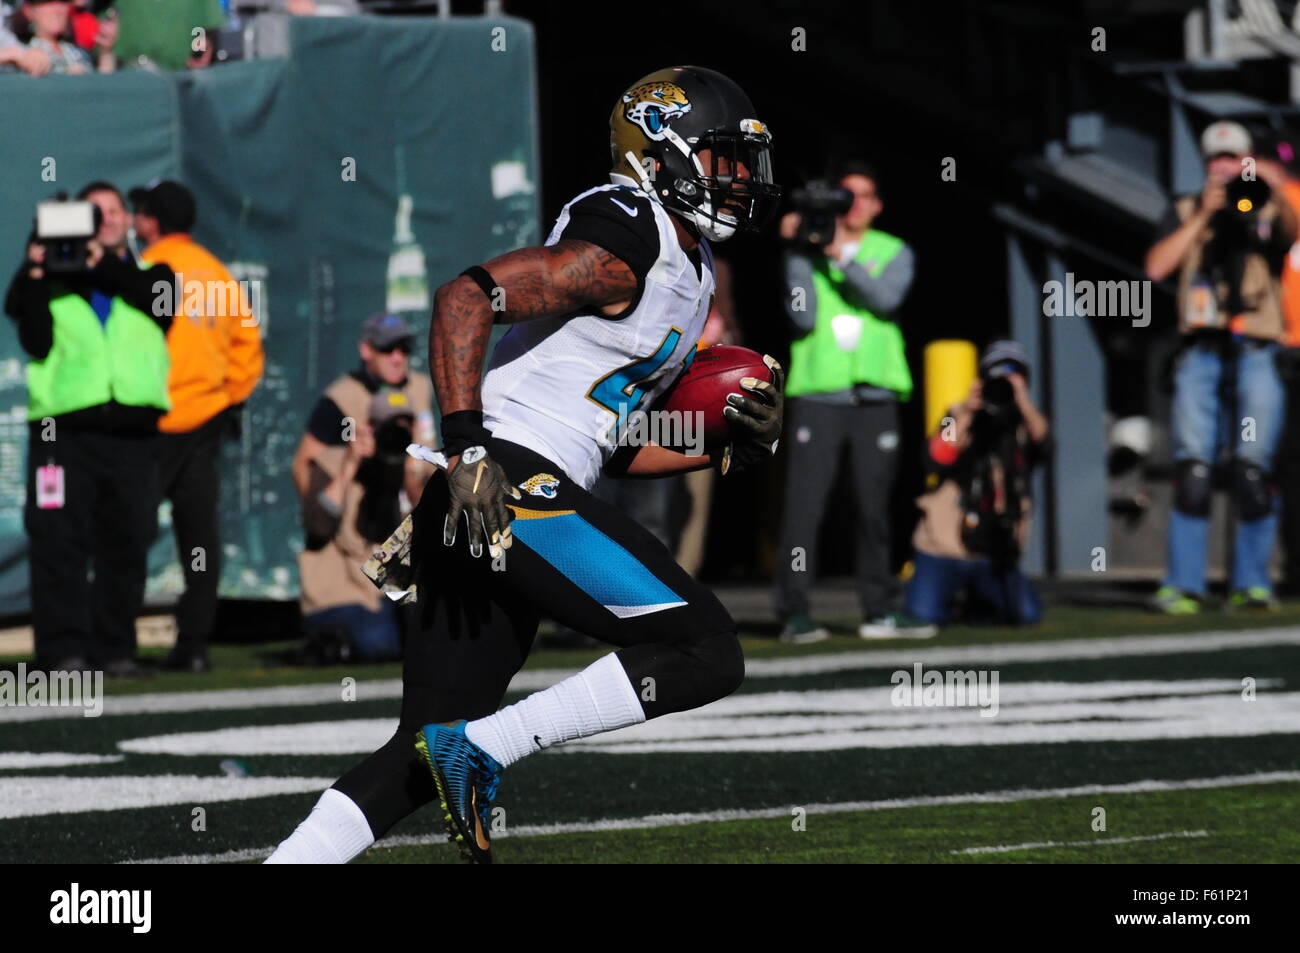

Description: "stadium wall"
0 15 540 615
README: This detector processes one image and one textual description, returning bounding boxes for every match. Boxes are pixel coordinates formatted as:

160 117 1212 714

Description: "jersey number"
587 327 695 433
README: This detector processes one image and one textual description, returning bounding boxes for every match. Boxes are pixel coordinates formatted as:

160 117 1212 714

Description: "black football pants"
334 437 742 838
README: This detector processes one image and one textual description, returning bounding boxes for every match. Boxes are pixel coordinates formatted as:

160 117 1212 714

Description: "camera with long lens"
1208 176 1273 314
788 180 854 250
34 197 100 275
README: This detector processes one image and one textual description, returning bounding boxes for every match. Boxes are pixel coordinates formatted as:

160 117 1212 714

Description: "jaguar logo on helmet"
621 82 692 141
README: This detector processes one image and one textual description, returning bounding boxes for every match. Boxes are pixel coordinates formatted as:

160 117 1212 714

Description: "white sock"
465 653 646 768
263 788 374 864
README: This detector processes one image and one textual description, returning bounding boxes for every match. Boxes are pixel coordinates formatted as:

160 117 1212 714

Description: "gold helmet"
609 66 779 241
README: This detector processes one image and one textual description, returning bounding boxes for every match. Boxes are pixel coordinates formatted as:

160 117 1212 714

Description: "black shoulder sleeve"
559 189 660 282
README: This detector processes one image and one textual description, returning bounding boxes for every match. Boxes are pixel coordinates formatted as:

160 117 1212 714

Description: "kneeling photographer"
1144 121 1296 614
906 341 1049 627
292 314 436 663
4 188 175 675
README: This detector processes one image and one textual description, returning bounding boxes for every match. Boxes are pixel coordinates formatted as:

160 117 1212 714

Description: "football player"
267 66 783 864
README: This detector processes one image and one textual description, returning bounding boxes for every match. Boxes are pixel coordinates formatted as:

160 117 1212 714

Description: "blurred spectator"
774 161 924 643
0 18 51 73
4 183 175 676
129 179 265 673
68 0 116 67
1144 121 1295 613
1264 147 1300 593
291 314 435 663
113 0 223 71
254 0 362 13
905 341 1048 628
18 0 113 74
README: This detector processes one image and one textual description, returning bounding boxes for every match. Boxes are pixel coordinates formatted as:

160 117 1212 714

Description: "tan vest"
298 372 434 616
1174 195 1286 342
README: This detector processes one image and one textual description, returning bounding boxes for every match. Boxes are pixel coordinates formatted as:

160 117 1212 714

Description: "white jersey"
482 180 715 489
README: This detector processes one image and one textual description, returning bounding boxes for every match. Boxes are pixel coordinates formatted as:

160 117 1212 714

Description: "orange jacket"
141 234 265 433
1279 182 1300 347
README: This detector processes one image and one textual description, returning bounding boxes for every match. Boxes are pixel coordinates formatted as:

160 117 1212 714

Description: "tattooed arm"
429 239 639 422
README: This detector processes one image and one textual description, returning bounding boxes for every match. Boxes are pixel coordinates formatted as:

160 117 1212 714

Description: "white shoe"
858 613 938 640
778 614 831 644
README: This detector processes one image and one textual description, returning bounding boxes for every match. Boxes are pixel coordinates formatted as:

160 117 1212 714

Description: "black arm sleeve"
559 189 660 285
4 262 54 360
92 255 175 331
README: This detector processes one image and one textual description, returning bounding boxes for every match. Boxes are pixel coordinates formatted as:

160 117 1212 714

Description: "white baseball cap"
1201 120 1252 158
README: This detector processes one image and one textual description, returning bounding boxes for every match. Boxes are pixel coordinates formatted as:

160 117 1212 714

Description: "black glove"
720 355 784 475
443 445 521 558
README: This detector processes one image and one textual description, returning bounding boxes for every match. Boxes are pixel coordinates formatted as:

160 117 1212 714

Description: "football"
661 345 773 450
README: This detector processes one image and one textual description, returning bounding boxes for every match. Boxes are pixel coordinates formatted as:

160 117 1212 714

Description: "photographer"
291 314 435 662
3 187 175 675
906 341 1048 627
1144 121 1295 614
774 161 925 642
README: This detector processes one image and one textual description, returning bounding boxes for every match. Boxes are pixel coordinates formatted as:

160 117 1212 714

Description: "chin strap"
624 151 659 199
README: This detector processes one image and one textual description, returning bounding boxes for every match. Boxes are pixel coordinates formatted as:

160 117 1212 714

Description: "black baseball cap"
361 312 415 350
980 339 1030 380
128 179 197 234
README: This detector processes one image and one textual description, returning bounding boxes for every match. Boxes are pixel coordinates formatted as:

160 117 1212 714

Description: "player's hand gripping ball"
662 346 782 455
443 446 522 559
722 353 784 456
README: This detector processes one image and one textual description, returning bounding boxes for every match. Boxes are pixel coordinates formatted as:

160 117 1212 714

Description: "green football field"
2 603 1299 864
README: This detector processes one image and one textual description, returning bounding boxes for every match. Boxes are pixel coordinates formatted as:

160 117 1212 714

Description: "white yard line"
2 774 336 822
0 752 125 769
7 627 1299 723
123 769 1300 864
952 829 1208 855
743 627 1300 677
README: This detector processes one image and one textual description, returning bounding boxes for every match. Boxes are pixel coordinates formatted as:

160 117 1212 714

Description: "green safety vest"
26 291 171 421
786 230 913 400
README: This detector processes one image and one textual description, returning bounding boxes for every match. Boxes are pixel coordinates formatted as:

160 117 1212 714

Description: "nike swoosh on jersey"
610 198 639 217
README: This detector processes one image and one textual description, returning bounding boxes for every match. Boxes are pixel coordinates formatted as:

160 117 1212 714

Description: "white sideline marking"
123 771 1300 864
109 679 1289 756
0 752 125 769
743 627 1300 677
952 829 1208 855
4 627 1296 723
0 775 334 820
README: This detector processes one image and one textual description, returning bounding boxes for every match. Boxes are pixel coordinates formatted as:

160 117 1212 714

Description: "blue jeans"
1165 339 1285 595
303 600 402 661
905 552 1042 626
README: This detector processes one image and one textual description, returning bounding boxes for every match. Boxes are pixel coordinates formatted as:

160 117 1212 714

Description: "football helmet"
609 66 780 241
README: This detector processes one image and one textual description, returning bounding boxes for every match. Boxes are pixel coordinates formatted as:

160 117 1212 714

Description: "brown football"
661 345 773 450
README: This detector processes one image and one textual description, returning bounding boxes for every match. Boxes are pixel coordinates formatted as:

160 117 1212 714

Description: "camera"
975 357 1026 434
34 199 100 275
1208 176 1273 314
788 180 853 250
1224 175 1271 218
